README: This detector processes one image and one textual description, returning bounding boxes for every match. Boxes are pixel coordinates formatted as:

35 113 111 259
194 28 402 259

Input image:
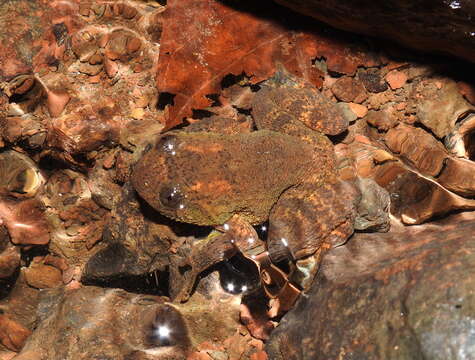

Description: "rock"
274 0 475 63
384 123 447 177
43 170 107 264
365 109 398 131
16 274 246 359
458 81 475 105
408 77 473 138
347 102 368 118
357 68 388 93
0 198 50 246
0 313 31 352
267 212 475 359
335 102 357 123
23 263 62 289
385 70 407 90
354 177 390 232
82 184 171 284
0 272 40 333
0 243 20 279
330 77 367 103
0 151 44 197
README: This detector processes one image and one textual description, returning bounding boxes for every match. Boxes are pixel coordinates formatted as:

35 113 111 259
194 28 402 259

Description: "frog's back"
132 130 318 225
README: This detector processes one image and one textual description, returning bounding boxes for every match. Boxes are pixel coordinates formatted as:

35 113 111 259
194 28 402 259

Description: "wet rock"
24 262 62 290
0 242 20 280
16 272 251 360
0 271 40 329
0 151 44 198
0 313 31 352
274 0 475 63
267 212 475 359
43 170 107 264
0 198 49 246
16 286 190 359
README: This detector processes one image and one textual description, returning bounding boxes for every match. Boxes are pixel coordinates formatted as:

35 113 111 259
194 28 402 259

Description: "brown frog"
132 85 359 301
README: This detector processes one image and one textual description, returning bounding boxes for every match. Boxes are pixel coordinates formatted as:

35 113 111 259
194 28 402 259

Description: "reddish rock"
365 109 398 131
384 123 447 177
0 244 20 279
23 264 62 289
0 198 49 246
458 81 475 105
330 77 368 103
0 313 31 352
385 70 407 89
347 102 368 118
250 351 268 360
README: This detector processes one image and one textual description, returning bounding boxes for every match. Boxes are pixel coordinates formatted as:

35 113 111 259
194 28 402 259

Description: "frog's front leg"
169 231 237 302
267 180 360 289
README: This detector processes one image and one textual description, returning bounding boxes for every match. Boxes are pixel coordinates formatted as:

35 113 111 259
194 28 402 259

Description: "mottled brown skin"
132 86 355 264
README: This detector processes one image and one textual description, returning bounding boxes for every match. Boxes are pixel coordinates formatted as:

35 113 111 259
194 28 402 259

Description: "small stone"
358 68 388 93
395 102 406 111
79 3 90 16
365 109 397 131
250 351 268 360
98 34 109 48
88 54 103 65
336 102 357 123
331 77 367 103
347 102 368 118
78 63 102 76
122 5 138 19
0 313 31 351
385 70 407 90
130 108 145 119
104 58 119 78
24 264 62 289
188 352 213 360
126 37 141 54
135 95 149 108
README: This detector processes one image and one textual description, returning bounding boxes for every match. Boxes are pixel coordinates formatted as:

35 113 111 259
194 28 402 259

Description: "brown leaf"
157 0 380 129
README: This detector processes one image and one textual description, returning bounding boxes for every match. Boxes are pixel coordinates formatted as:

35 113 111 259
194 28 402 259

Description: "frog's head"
131 132 234 226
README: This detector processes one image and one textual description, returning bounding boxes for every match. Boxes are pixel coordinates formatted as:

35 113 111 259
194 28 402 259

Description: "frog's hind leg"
267 180 360 286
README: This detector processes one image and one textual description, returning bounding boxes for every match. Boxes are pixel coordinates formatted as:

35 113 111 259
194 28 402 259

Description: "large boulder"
267 212 475 359
275 0 475 63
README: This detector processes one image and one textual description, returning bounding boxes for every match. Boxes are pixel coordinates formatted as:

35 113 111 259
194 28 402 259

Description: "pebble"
385 70 407 90
347 102 368 118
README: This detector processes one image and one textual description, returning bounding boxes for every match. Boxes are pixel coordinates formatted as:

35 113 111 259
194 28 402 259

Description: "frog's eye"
156 135 178 155
159 185 183 209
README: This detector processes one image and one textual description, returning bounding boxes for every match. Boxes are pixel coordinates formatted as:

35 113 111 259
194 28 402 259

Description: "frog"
132 84 359 302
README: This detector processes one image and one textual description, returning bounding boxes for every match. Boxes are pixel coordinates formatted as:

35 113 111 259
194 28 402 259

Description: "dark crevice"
191 109 215 119
82 269 169 297
157 92 176 110
0 268 20 300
